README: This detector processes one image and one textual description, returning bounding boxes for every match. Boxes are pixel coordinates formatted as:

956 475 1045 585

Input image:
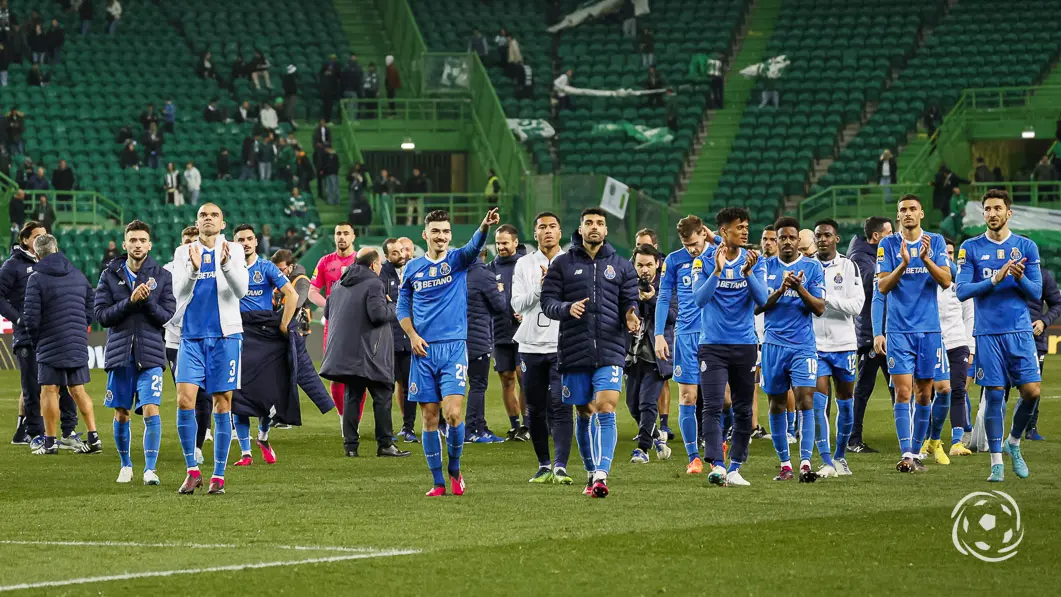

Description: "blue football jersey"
183 247 224 339
956 232 1041 335
693 247 765 345
241 258 289 311
397 229 487 343
762 255 825 347
655 247 702 336
876 231 948 334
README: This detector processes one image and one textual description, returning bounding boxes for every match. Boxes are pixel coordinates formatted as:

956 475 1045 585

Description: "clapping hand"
189 244 202 271
221 243 231 266
741 249 759 276
919 235 931 260
1010 258 1027 281
130 283 150 303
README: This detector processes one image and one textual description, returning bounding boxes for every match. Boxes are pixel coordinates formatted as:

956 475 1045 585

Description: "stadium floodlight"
401 136 416 150
1022 126 1035 139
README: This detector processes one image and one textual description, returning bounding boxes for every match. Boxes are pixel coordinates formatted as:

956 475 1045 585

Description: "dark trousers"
386 87 397 114
465 354 491 435
166 347 211 448
948 346 971 430
520 352 573 469
394 351 415 431
709 75 725 109
851 344 894 444
698 344 757 465
17 346 78 437
625 360 662 452
340 375 395 451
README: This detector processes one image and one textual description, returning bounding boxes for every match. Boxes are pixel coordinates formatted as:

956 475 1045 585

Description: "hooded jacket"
466 259 509 359
379 260 411 352
847 235 878 348
319 264 395 385
23 252 94 368
1030 268 1061 353
0 245 38 348
487 244 527 345
94 254 175 371
541 232 638 371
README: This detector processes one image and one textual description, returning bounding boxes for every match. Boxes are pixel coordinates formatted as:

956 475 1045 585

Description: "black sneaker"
11 427 30 445
911 458 927 472
750 426 768 440
514 426 531 442
506 428 518 441
847 441 878 454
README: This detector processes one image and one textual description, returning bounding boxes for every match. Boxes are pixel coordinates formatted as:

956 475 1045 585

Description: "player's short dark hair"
383 237 400 253
234 224 256 237
270 249 294 265
773 216 800 232
943 236 956 248
581 207 607 221
863 216 891 239
19 221 43 243
813 218 840 234
632 243 661 262
677 215 703 240
356 249 380 267
762 225 776 233
982 188 1012 208
425 210 450 226
635 228 657 244
715 207 749 229
897 193 922 206
124 220 151 237
335 221 355 232
181 225 199 238
534 211 560 227
496 224 519 238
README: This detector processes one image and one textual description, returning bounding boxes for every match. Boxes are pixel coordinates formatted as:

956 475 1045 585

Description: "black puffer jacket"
23 252 94 368
0 246 38 348
487 244 527 345
93 255 175 371
466 260 508 359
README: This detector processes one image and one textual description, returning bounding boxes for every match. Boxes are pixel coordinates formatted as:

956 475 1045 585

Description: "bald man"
798 229 816 258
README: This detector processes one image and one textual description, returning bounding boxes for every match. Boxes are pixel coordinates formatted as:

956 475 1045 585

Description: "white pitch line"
0 540 377 553
0 549 420 592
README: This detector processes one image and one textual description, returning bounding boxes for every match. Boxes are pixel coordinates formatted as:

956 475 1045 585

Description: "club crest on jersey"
956 248 966 265
562 385 571 398
674 366 682 378
604 265 616 280
833 273 843 284
976 368 984 381
1010 247 1022 260
700 360 706 372
440 262 451 275
520 361 527 373
888 357 895 369
253 270 264 284
997 249 1005 260
429 266 438 277
409 383 418 395
204 253 212 264
105 390 113 401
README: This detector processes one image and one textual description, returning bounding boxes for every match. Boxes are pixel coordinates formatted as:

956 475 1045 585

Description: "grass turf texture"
0 365 1059 596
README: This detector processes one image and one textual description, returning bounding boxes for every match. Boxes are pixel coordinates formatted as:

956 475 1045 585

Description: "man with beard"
488 224 529 441
380 237 417 442
308 223 357 417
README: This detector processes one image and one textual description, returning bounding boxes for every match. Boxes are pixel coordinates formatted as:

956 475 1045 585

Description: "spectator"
554 69 573 111
347 163 366 210
285 187 307 217
375 167 400 199
6 23 28 65
249 49 271 89
140 122 163 169
99 239 119 270
495 28 509 69
468 28 489 62
320 145 340 205
638 27 654 67
274 137 294 183
940 187 967 243
26 166 50 191
33 196 55 231
8 190 25 244
341 54 363 104
118 126 137 149
259 101 279 133
484 168 501 205
974 156 994 183
183 161 201 204
259 224 273 257
1032 154 1055 182
27 63 48 86
757 62 778 108
105 0 120 35
384 56 401 116
162 99 176 134
240 134 258 180
931 165 968 218
620 1 636 38
281 64 299 121
15 158 34 187
162 162 181 205
203 97 223 123
319 55 340 122
312 119 331 150
923 105 941 137
664 89 678 131
505 33 523 81
257 133 276 181
51 159 75 200
706 52 724 109
361 63 379 118
139 103 159 131
6 107 24 155
404 167 428 225
120 139 139 169
230 54 248 83
29 23 47 64
216 147 231 180
877 149 896 202
1 40 9 87
516 63 534 99
643 66 664 107
79 0 93 35
282 226 303 252
295 151 314 193
44 20 61 65
991 167 1005 190
0 0 11 39
197 51 223 86
235 100 257 124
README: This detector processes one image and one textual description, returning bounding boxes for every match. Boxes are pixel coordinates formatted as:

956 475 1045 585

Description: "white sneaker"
194 447 204 465
143 470 160 485
817 464 838 478
707 465 727 486
654 438 672 461
204 429 213 443
835 458 853 476
786 433 797 445
726 470 750 486
116 466 133 483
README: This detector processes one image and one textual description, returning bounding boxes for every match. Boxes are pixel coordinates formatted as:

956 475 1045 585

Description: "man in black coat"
51 159 75 201
319 249 411 458
465 251 509 442
379 238 418 441
1018 268 1061 439
23 233 100 455
487 225 530 440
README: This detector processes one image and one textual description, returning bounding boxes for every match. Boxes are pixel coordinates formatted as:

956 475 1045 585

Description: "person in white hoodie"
510 211 573 485
931 238 975 458
183 161 202 204
810 218 864 478
169 203 249 496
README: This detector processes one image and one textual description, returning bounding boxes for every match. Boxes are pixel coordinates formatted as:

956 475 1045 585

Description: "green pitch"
0 366 1058 596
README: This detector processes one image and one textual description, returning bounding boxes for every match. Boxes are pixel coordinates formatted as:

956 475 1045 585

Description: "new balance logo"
574 269 584 275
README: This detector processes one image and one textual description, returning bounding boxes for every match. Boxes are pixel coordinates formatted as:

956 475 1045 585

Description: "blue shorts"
38 363 90 387
493 343 519 372
175 336 243 395
886 332 947 381
974 332 1041 387
105 365 164 414
760 343 818 395
672 333 700 385
409 340 468 403
817 350 857 383
560 366 623 406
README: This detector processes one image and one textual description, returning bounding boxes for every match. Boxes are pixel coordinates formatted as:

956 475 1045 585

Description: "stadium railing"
340 97 474 133
799 182 933 225
968 180 1061 207
380 192 512 230
0 171 123 231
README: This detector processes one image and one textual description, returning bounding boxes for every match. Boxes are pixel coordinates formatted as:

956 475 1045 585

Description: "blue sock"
727 460 741 473
446 422 465 475
212 412 232 478
257 418 270 440
893 402 912 455
952 427 965 444
833 398 853 460
786 410 796 435
575 415 595 474
929 392 950 441
176 408 198 469
678 403 699 462
985 389 1005 453
596 412 617 474
769 411 790 463
234 414 252 454
114 419 132 468
798 409 815 463
911 402 930 454
722 407 734 437
1010 397 1038 440
143 415 161 472
660 414 669 428
812 393 833 466
423 430 445 486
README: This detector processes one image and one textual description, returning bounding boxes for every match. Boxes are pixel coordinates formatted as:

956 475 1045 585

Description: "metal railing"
19 190 125 227
339 97 474 133
380 193 511 232
799 183 933 224
968 180 1061 207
